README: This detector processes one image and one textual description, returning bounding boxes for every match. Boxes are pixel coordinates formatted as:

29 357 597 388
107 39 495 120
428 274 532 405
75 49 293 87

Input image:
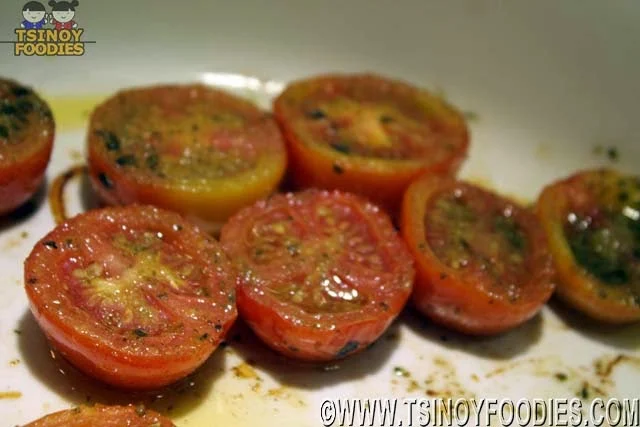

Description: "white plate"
1 1 639 426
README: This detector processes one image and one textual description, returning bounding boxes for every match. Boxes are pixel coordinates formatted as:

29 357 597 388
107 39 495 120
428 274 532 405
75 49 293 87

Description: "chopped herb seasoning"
607 147 619 162
135 404 146 417
98 172 113 189
146 153 159 170
133 328 148 337
0 125 8 139
580 385 589 399
97 130 120 151
286 243 299 256
330 142 351 154
555 372 568 381
11 86 29 97
336 340 359 358
494 215 526 250
566 210 639 285
380 115 394 124
306 109 326 120
393 366 410 377
199 333 209 341
1 104 17 115
332 164 344 174
116 154 137 166
43 241 58 249
16 100 33 114
459 238 471 251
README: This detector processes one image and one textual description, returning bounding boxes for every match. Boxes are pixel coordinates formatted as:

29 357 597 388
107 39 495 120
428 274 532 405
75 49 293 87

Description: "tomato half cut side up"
220 189 415 361
537 168 640 324
401 174 555 335
0 78 54 215
24 205 237 389
87 84 287 233
273 74 469 213
23 404 175 427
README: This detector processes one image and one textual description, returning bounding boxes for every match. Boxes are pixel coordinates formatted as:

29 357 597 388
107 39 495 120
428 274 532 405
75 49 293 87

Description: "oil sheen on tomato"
564 172 640 305
425 188 529 300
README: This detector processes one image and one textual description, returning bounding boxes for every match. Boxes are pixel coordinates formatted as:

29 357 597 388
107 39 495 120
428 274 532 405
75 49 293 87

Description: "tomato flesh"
25 205 237 389
24 404 174 427
402 175 555 335
0 78 54 215
274 74 469 212
537 168 640 323
221 189 414 361
87 84 286 232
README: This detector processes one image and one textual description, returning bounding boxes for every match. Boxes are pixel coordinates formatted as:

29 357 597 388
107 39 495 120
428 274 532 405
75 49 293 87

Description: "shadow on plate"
16 309 227 418
0 179 47 233
79 171 102 213
228 317 401 390
547 297 640 350
400 306 544 360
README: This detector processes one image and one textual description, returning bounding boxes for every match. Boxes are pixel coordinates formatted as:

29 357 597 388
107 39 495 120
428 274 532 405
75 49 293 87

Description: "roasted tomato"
87 84 287 233
401 174 555 335
24 205 237 389
220 189 414 361
537 168 640 323
23 404 175 427
0 78 54 215
273 74 469 212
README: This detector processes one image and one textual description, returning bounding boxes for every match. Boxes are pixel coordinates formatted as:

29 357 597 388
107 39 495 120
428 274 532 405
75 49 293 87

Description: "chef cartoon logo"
7 0 94 56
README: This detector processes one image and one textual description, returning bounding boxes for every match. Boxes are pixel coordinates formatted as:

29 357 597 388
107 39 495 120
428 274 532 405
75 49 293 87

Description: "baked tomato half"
24 404 175 427
0 78 54 215
401 175 555 335
87 84 286 233
537 168 640 323
23 404 175 427
24 205 237 389
220 189 414 361
273 74 469 212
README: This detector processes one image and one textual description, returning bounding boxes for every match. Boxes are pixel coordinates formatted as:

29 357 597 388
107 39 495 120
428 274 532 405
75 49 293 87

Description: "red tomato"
87 84 287 233
274 74 469 213
537 168 640 323
24 205 237 389
220 189 414 361
0 78 54 215
401 174 555 335
23 404 174 427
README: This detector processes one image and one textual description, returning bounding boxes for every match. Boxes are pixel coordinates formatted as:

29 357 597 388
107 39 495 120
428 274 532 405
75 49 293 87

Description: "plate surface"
1 1 639 426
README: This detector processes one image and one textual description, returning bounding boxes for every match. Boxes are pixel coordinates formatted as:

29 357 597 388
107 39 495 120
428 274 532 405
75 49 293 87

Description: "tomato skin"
0 79 54 215
274 74 469 213
221 190 414 361
401 174 555 335
23 404 175 427
537 169 640 324
87 84 287 233
25 205 237 389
